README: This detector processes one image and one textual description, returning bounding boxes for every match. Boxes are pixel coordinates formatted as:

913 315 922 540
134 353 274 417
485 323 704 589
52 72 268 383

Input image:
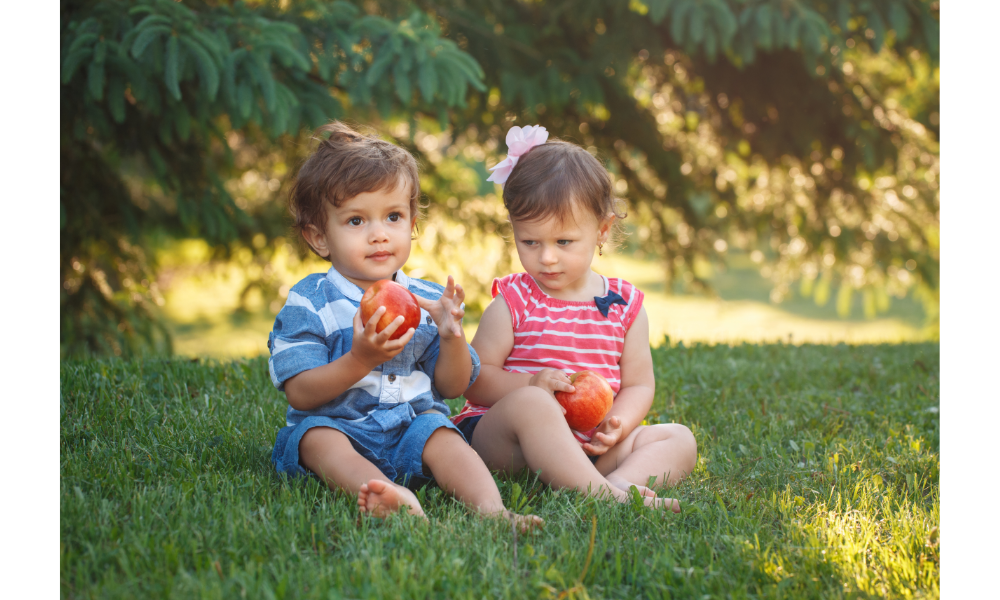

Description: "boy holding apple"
267 122 541 529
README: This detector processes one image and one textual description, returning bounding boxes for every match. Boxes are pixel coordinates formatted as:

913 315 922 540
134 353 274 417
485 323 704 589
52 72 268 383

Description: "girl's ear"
598 214 616 245
410 216 419 240
301 224 331 258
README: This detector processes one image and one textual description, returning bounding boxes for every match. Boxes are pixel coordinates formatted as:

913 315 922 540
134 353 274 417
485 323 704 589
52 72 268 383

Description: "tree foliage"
61 0 484 355
60 0 939 356
409 0 939 314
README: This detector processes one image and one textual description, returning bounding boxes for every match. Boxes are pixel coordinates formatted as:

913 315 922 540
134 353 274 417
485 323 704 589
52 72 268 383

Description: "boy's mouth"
368 251 392 261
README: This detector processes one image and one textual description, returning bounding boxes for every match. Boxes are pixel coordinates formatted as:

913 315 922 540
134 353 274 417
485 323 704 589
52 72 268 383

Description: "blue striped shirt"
267 266 480 427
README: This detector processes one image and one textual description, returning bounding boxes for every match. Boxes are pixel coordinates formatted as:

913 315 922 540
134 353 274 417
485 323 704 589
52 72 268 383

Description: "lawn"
60 342 939 598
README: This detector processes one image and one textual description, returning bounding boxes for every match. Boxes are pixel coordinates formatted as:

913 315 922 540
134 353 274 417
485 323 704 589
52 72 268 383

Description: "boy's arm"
284 307 415 411
432 333 474 399
414 276 474 399
582 307 655 455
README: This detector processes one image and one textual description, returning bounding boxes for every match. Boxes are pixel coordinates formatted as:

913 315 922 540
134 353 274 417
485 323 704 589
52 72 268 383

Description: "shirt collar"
325 266 408 301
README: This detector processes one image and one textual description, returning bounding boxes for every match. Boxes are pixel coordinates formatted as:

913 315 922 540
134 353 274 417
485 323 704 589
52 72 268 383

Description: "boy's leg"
298 426 425 518
420 426 544 530
594 423 698 491
470 387 680 511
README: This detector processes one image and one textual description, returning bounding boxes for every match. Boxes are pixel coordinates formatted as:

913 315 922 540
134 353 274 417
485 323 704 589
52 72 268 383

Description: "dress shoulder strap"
491 273 532 330
608 278 645 331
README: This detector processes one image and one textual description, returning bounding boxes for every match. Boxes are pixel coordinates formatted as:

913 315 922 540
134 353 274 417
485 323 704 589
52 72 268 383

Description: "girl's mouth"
368 251 392 261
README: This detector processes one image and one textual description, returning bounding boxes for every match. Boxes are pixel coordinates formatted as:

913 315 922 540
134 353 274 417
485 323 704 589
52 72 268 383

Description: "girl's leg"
470 387 680 511
421 427 544 531
594 424 698 491
298 427 424 518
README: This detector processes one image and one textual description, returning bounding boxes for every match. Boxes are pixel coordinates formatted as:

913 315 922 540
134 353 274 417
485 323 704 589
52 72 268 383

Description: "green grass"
61 343 939 598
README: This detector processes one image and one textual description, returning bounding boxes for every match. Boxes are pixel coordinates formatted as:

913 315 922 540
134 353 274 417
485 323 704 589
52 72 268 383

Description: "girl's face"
303 179 415 291
511 200 612 299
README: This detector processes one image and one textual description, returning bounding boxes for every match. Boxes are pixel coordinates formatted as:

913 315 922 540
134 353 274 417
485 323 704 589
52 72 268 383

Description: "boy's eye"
349 217 363 226
521 240 537 246
388 212 401 222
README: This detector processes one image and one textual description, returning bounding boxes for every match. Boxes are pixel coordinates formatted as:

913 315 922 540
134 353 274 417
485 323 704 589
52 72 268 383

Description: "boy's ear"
301 224 331 258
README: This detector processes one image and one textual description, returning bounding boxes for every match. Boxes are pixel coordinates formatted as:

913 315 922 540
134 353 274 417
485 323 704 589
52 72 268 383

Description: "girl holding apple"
453 126 698 511
268 122 541 530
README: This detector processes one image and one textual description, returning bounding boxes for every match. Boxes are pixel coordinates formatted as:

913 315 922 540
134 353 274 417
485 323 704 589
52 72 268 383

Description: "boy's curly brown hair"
288 122 420 258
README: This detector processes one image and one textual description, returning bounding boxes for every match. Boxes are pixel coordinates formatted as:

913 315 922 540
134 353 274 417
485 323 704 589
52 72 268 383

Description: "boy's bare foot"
495 510 545 532
607 475 657 499
357 479 426 519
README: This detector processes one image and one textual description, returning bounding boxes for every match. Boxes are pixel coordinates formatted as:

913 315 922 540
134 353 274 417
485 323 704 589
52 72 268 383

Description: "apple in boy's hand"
555 371 614 431
360 279 421 340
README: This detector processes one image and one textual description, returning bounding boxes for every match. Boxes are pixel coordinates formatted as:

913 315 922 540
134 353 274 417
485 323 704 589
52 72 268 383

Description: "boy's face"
303 179 415 291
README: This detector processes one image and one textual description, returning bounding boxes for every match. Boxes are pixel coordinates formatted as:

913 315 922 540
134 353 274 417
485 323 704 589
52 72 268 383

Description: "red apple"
555 370 614 431
360 279 421 340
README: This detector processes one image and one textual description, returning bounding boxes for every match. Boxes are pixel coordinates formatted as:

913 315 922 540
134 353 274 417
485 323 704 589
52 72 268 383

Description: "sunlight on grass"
158 242 935 358
60 343 939 597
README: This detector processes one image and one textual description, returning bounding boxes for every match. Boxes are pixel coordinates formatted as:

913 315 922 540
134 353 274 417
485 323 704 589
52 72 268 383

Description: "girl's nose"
540 246 558 265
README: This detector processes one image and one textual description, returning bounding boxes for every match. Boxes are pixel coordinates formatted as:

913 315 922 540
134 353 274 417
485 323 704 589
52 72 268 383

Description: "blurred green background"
60 0 939 358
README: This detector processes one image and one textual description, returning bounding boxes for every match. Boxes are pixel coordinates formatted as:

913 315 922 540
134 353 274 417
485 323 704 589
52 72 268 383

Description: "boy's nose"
369 223 389 242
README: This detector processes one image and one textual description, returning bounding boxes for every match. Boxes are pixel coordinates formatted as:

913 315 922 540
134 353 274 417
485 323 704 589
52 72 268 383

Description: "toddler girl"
453 125 698 510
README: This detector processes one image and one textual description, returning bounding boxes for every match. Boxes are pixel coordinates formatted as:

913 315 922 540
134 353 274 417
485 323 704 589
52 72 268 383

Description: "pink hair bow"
486 125 549 184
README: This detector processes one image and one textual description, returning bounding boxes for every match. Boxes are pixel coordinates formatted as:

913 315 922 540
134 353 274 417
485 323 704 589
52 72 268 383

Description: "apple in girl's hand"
555 371 614 431
360 279 421 340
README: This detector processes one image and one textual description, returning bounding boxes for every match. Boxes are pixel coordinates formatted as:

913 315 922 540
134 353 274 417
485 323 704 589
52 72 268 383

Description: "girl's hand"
349 305 415 370
415 276 466 340
582 416 624 456
528 368 574 404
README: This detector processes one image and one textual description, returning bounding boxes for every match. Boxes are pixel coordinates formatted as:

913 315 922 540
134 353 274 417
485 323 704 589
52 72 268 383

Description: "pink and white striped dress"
453 272 644 443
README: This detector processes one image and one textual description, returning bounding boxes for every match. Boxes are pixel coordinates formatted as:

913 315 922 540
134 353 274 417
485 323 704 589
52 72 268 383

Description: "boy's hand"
582 416 624 456
349 306 415 370
528 368 574 408
415 276 466 340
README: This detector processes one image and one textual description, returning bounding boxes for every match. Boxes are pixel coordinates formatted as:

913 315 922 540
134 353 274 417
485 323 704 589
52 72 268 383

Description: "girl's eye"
557 240 572 246
522 240 537 246
388 212 401 222
349 217 363 226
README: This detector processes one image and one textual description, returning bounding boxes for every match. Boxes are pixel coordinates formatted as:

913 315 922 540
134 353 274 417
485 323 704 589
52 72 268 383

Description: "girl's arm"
464 295 533 405
582 307 656 454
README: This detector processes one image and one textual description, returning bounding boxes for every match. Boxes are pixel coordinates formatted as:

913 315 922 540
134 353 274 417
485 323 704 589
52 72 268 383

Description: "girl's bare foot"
495 510 545 532
644 496 681 513
357 480 426 518
606 475 657 499
607 486 681 513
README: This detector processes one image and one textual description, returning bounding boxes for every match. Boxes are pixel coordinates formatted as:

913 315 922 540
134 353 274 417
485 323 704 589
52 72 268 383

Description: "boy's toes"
357 483 370 513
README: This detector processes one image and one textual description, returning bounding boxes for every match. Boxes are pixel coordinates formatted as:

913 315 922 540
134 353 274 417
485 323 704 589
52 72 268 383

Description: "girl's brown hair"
288 122 420 256
502 139 626 234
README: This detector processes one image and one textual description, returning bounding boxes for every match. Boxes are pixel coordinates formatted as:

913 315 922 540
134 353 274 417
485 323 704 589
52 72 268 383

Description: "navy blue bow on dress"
594 291 627 317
